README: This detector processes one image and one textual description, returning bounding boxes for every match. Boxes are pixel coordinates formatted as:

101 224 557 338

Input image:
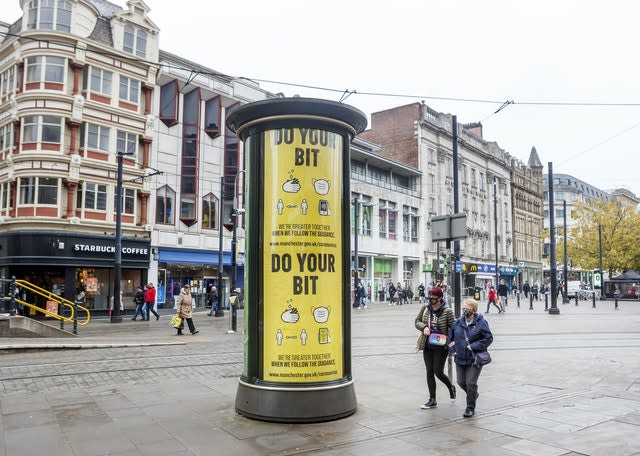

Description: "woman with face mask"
448 299 493 418
415 286 456 410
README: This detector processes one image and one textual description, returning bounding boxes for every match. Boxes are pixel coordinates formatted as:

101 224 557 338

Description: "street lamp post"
599 224 604 300
352 197 359 308
493 176 500 294
230 170 246 333
547 162 560 315
562 200 569 303
111 151 125 323
215 177 225 317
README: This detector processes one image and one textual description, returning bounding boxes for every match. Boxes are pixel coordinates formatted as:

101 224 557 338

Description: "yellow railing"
14 279 91 326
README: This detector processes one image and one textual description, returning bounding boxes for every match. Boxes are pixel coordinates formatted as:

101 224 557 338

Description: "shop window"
204 96 221 138
77 182 107 211
27 0 72 32
123 24 147 58
159 80 179 127
202 193 218 229
18 176 58 205
156 185 175 225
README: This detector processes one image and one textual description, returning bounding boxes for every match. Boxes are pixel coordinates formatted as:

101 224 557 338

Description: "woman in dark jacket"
449 298 493 418
415 286 456 409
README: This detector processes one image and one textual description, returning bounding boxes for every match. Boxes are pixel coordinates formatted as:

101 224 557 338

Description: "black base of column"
235 379 357 423
548 307 560 315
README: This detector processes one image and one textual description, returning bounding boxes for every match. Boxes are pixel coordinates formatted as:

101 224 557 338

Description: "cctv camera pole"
451 115 461 318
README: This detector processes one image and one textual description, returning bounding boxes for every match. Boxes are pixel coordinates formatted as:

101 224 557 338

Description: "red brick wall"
359 103 421 168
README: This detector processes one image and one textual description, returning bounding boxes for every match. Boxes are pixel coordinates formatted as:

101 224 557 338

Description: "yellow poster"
262 128 343 383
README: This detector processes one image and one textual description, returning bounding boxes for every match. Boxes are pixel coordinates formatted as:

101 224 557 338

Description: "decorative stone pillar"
12 119 20 154
142 84 153 115
64 180 78 218
67 120 81 155
140 137 152 168
70 62 84 95
139 192 149 225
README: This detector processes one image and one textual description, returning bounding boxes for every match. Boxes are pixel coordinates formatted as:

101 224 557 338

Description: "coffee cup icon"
313 179 330 195
312 306 330 323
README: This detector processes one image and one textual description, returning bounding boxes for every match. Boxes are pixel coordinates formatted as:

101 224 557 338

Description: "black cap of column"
226 97 368 139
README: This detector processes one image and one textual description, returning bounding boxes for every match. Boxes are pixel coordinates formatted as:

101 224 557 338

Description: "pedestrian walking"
497 281 508 310
449 298 493 418
207 284 218 316
415 286 456 409
532 283 539 301
522 281 530 299
418 283 426 303
388 281 396 306
176 283 198 335
144 283 160 321
486 286 502 313
131 286 145 320
356 282 366 310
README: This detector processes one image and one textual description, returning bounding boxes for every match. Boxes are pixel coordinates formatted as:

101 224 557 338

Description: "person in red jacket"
144 283 160 321
486 286 502 314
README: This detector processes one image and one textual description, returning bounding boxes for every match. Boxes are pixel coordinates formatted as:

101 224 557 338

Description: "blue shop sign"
499 266 518 276
462 263 496 274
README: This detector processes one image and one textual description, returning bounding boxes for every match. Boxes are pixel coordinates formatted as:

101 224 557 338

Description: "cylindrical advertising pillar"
227 98 367 423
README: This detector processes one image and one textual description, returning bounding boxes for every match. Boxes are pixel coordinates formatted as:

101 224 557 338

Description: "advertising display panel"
262 128 343 383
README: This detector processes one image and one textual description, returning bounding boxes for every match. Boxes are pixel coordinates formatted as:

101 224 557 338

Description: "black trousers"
179 317 196 333
456 363 482 410
422 346 453 399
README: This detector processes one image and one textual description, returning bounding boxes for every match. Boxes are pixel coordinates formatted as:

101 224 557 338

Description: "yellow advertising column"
227 98 366 422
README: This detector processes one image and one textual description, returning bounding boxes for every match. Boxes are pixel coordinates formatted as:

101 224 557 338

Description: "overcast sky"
6 1 640 196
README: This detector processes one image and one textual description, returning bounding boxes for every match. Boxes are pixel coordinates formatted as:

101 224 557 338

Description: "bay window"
27 0 72 32
19 176 58 205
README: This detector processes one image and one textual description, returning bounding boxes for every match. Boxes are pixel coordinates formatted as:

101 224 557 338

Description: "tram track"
1 339 638 383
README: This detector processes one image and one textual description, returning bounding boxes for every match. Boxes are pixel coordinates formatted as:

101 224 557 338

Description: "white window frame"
120 187 136 216
116 130 137 157
89 66 112 96
85 123 110 152
0 123 13 151
123 24 147 58
25 55 65 84
80 182 108 211
119 76 139 104
1 67 15 96
22 115 63 144
18 176 58 206
27 0 72 32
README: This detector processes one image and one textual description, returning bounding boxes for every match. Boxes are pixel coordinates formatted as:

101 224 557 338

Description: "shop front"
461 262 498 296
157 247 241 309
0 231 150 314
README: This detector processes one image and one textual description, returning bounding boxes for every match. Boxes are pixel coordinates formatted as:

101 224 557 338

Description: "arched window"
156 185 175 225
202 193 218 229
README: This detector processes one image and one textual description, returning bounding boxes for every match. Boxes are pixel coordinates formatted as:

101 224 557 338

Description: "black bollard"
592 292 596 308
73 299 78 335
517 292 520 308
529 294 533 310
544 294 548 311
615 298 618 310
575 294 579 306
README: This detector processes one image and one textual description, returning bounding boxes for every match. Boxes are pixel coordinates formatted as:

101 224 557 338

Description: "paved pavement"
1 297 639 456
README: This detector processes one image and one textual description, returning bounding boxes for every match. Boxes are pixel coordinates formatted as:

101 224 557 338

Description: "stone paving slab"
1 301 639 455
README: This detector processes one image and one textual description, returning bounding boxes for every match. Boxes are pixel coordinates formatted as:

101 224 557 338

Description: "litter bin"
473 287 481 301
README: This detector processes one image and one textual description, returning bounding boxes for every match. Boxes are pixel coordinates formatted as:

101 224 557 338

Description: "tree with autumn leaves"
560 199 640 276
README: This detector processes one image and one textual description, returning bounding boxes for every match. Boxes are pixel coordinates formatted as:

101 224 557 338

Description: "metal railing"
11 279 91 333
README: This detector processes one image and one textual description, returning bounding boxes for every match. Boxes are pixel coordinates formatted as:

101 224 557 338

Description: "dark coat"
449 313 493 366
